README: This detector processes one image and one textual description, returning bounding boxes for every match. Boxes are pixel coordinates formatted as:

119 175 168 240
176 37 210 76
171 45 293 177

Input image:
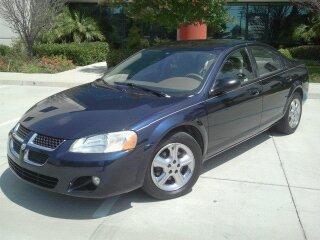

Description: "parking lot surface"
0 85 319 240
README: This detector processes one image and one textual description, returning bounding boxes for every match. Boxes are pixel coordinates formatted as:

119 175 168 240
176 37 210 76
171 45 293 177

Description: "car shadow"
0 168 106 219
202 130 272 173
0 130 280 220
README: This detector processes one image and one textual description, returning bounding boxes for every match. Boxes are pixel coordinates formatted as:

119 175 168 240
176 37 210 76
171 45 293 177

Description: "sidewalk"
0 62 107 88
309 83 320 99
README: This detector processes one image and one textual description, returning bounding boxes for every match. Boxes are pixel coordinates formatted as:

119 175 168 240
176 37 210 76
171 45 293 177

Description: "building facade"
0 17 16 45
223 0 309 46
0 0 310 46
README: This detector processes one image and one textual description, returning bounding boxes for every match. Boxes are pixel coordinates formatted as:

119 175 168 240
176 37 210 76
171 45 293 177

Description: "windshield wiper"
94 78 121 90
114 82 170 98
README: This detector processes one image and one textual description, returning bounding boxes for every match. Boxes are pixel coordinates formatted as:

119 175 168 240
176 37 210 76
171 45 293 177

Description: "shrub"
126 26 150 50
0 58 7 71
0 45 11 56
293 15 320 44
40 7 105 44
278 48 293 60
0 53 27 72
107 48 138 67
152 37 173 46
0 55 75 73
34 42 109 66
288 45 320 61
106 0 228 33
32 56 75 73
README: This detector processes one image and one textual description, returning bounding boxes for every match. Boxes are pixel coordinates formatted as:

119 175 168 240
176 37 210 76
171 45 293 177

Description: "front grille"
33 134 64 150
12 138 22 153
16 124 30 139
28 150 49 165
8 157 58 189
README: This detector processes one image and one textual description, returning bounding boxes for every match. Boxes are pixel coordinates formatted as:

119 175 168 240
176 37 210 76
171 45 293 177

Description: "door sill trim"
203 125 272 162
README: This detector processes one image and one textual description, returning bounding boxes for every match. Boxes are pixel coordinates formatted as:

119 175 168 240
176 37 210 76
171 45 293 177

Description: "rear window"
251 46 283 76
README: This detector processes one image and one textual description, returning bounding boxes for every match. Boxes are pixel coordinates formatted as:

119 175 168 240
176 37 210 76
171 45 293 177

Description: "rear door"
249 46 291 128
205 47 263 156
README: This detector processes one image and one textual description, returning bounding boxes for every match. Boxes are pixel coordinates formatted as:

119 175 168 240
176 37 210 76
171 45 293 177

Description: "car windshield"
102 49 221 96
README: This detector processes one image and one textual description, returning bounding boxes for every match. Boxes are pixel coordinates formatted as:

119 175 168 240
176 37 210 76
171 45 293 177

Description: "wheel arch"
294 87 303 100
283 84 303 114
160 125 205 155
146 119 208 158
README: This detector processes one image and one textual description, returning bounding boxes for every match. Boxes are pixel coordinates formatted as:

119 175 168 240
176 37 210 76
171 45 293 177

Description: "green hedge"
278 48 293 60
286 45 320 61
107 48 138 67
0 45 11 56
34 42 109 66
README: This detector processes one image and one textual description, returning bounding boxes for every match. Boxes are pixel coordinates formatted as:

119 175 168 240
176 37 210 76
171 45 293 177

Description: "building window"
220 2 311 46
225 4 247 39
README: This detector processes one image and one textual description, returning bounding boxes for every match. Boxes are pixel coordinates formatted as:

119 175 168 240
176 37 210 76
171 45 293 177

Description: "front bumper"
7 131 150 198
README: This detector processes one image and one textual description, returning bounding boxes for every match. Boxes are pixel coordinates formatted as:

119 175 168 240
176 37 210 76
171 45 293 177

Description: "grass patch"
297 59 320 83
308 65 320 83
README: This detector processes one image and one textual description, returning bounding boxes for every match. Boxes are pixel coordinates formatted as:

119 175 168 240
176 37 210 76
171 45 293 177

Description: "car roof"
149 39 257 51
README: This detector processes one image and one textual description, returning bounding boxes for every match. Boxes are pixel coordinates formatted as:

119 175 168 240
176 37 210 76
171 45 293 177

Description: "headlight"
69 131 137 153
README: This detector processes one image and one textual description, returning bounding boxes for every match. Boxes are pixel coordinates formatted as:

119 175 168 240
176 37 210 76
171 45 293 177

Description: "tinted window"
217 3 311 46
251 46 283 76
217 48 254 84
103 49 221 95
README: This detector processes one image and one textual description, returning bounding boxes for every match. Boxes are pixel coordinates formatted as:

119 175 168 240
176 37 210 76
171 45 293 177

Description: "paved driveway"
0 85 319 240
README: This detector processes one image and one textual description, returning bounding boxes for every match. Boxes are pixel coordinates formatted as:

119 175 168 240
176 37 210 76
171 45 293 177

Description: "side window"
217 48 254 85
251 46 283 77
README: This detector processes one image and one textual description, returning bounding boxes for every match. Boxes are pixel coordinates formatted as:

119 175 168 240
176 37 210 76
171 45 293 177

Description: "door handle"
248 88 260 96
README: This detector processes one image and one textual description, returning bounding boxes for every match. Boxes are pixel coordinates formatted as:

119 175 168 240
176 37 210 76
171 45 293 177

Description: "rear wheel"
274 92 302 134
143 132 202 200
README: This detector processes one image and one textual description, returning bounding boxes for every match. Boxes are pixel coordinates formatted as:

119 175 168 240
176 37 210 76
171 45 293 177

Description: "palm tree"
42 7 105 43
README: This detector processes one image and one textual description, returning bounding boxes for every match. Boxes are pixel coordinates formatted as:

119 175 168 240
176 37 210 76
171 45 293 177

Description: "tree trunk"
26 38 34 57
177 22 207 41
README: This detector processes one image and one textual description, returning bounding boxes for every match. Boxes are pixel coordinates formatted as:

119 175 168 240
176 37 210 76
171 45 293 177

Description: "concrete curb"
0 78 91 88
0 62 107 88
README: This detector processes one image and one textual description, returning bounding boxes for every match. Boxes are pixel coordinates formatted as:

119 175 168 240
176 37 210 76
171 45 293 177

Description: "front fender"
136 101 208 156
131 100 208 185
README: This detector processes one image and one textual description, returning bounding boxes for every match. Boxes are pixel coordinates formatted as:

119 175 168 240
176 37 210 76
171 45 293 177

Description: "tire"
274 92 302 135
143 132 202 200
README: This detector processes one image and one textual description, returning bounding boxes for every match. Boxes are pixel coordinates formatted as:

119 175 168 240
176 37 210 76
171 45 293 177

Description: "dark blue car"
8 40 308 199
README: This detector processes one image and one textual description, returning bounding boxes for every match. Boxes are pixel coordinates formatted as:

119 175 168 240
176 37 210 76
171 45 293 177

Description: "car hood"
20 81 183 139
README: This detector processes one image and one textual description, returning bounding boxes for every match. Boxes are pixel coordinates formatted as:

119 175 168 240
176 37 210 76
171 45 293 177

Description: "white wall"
0 17 16 46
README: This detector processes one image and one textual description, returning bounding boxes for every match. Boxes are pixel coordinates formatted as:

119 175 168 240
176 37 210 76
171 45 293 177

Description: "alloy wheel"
151 143 195 191
288 98 301 129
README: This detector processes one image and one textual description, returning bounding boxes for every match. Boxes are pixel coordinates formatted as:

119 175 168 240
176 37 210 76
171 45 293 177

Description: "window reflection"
225 4 247 39
221 2 311 46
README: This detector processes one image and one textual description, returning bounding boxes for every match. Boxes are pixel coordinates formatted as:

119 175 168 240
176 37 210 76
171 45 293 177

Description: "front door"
205 47 263 157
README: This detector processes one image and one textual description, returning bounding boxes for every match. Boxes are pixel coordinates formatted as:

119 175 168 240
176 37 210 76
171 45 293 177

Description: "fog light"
92 176 100 186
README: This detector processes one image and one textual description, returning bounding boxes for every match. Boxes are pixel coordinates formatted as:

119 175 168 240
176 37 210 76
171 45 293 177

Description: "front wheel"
143 132 202 200
274 92 302 134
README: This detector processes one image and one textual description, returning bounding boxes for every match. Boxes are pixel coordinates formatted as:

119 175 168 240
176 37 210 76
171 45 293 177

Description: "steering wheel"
185 73 203 81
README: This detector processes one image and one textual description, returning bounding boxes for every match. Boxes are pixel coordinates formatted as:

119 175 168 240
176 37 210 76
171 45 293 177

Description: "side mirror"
211 77 241 96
